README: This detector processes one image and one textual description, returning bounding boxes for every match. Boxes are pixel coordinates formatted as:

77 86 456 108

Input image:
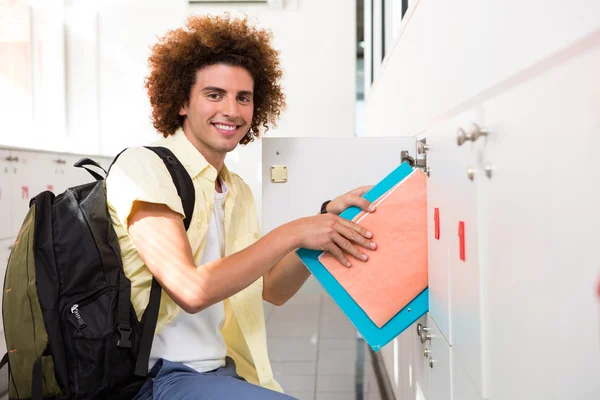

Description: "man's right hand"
287 214 377 268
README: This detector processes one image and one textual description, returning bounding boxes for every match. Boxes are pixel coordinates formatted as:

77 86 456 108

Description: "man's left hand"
326 186 375 216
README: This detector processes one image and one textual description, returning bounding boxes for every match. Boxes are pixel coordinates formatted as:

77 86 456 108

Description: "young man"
106 14 377 399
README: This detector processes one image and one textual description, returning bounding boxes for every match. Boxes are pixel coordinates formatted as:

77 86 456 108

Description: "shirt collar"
157 128 232 184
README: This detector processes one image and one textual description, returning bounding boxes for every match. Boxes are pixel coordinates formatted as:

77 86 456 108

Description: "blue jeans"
133 357 297 400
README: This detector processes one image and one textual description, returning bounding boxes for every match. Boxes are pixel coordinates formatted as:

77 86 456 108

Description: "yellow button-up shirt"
105 128 281 391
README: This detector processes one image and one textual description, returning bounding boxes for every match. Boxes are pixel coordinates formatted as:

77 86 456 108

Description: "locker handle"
458 221 466 261
434 208 440 240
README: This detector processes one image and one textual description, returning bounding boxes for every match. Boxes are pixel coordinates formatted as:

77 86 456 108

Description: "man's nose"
222 97 241 119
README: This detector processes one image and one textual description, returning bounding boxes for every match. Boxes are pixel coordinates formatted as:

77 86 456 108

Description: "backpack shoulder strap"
143 146 195 231
107 146 195 230
132 146 196 377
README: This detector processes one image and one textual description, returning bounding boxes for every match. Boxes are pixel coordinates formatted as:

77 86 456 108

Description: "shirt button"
253 232 259 239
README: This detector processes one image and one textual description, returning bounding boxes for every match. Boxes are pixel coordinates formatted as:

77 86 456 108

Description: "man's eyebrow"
201 86 226 93
201 87 254 96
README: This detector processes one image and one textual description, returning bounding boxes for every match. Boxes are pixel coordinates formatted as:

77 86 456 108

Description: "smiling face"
179 63 254 169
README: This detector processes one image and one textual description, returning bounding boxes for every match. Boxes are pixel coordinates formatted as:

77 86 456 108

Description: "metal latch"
401 138 429 176
270 165 288 183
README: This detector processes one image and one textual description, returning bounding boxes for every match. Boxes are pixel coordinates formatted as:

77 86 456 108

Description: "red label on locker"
458 221 465 261
434 208 440 240
47 184 53 192
21 186 29 200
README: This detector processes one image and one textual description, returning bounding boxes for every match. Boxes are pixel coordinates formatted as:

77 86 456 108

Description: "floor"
264 276 383 400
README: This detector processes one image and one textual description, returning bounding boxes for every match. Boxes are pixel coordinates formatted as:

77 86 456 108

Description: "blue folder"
296 162 429 351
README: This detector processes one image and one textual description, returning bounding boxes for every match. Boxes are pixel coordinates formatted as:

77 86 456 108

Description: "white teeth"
214 123 236 131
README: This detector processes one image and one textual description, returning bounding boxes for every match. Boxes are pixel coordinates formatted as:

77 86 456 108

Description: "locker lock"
416 323 424 336
467 168 475 181
457 123 487 146
420 329 432 344
423 348 430 358
417 323 432 343
428 357 434 369
417 141 429 154
484 163 493 179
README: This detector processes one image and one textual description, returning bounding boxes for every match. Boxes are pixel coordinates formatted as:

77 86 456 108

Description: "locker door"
0 150 13 240
261 137 417 234
398 328 413 399
28 151 63 197
427 315 451 400
7 150 34 238
446 109 486 397
451 349 481 400
421 127 453 342
411 315 430 400
477 43 600 400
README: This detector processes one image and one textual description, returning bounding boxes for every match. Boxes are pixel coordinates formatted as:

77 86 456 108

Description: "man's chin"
221 143 240 153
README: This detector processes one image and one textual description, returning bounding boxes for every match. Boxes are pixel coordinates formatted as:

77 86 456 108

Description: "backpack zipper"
70 304 87 330
66 286 116 331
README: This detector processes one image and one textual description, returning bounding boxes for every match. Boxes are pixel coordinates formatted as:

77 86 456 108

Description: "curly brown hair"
145 14 286 145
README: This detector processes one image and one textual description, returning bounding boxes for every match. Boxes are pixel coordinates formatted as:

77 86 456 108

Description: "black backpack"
1 146 195 399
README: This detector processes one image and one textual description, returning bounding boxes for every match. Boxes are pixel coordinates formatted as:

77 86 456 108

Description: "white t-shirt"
148 179 229 373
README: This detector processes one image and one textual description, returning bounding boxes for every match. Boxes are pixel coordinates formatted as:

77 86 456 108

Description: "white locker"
0 151 12 240
411 314 430 400
477 39 600 400
451 348 481 400
446 110 487 398
261 137 416 234
398 327 413 399
27 151 64 198
7 150 34 238
422 130 452 342
422 108 488 397
427 315 451 400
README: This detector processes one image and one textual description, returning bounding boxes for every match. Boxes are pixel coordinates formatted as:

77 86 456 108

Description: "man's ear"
179 103 188 116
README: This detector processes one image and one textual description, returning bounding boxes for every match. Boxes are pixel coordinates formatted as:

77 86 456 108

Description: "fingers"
323 240 351 267
332 232 366 265
349 185 374 196
317 214 377 268
345 196 376 213
337 217 375 243
327 218 378 267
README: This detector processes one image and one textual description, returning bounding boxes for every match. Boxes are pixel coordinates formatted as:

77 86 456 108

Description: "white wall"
366 0 600 137
0 0 68 152
2 0 356 149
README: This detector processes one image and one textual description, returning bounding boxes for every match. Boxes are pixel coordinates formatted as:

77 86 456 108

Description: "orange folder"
319 168 428 328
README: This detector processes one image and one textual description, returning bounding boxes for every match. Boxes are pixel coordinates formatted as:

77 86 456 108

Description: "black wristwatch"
320 200 332 214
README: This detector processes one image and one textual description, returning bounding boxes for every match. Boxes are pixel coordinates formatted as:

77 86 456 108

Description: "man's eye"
207 93 222 100
238 96 251 103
